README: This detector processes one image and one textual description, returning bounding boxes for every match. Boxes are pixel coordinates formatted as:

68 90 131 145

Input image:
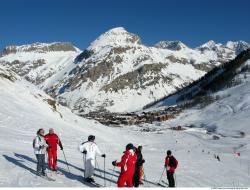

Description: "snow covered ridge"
0 42 79 56
0 42 81 88
154 41 189 51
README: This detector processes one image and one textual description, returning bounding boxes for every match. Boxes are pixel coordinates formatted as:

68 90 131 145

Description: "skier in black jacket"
133 145 145 187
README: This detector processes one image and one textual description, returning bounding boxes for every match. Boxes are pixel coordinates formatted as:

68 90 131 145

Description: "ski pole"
95 158 103 177
158 167 166 184
109 166 115 187
142 167 150 187
104 156 106 187
62 149 70 173
84 153 86 178
174 172 177 187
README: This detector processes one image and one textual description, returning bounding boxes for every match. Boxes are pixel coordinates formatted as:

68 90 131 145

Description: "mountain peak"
88 27 141 51
200 40 217 48
224 40 250 54
105 27 127 34
155 41 188 50
197 40 223 52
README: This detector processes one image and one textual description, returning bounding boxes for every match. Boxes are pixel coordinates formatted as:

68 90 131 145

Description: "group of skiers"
33 129 178 187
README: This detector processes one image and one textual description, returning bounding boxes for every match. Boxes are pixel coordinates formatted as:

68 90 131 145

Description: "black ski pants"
167 171 175 187
133 166 140 187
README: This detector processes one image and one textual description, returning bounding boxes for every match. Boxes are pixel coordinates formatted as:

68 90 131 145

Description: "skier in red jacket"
44 128 63 171
165 150 178 187
112 143 137 187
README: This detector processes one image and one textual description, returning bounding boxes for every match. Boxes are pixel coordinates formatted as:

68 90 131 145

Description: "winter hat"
126 143 134 150
88 135 95 141
167 150 172 156
138 144 142 150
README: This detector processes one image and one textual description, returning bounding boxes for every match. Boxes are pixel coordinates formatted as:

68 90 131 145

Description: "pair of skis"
38 174 56 181
35 170 64 181
83 178 103 187
157 180 169 187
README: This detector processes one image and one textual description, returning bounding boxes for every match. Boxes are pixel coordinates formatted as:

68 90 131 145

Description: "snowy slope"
167 60 250 137
0 66 250 187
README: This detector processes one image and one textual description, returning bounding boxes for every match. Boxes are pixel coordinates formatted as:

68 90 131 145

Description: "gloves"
112 160 117 166
82 150 87 154
101 154 106 158
39 145 45 149
142 159 145 164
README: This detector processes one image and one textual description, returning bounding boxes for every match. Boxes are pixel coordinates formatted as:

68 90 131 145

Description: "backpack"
169 156 177 168
33 136 41 149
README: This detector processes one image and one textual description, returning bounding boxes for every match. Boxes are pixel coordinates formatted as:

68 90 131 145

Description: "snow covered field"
0 68 250 187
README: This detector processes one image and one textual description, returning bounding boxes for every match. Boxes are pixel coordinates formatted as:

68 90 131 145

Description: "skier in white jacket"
79 135 105 183
33 128 48 176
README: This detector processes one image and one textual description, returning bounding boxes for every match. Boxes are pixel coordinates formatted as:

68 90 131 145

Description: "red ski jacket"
115 150 137 175
165 155 178 173
44 133 62 150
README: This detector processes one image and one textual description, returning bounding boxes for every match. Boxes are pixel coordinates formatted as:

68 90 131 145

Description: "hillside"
146 48 250 110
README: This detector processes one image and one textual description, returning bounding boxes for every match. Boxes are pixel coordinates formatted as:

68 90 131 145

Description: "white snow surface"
0 66 250 187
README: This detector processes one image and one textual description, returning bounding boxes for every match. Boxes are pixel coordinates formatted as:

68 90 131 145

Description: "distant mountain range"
0 27 249 114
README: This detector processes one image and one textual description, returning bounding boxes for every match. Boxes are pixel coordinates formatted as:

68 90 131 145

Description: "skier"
133 145 145 187
164 150 178 187
44 128 63 171
79 135 105 183
33 128 48 176
112 143 137 187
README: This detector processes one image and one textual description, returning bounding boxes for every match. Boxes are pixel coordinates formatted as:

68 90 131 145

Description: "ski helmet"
126 143 134 150
88 135 95 141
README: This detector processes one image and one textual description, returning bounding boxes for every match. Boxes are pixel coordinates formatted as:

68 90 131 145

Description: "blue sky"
0 0 249 51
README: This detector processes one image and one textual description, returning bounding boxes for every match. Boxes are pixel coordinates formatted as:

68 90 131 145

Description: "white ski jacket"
34 135 48 154
79 141 102 160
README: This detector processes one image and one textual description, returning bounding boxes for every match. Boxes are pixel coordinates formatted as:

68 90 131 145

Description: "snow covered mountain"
47 28 249 114
0 42 81 89
0 27 249 114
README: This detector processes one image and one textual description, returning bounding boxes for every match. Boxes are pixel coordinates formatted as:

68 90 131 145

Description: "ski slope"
0 67 250 187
